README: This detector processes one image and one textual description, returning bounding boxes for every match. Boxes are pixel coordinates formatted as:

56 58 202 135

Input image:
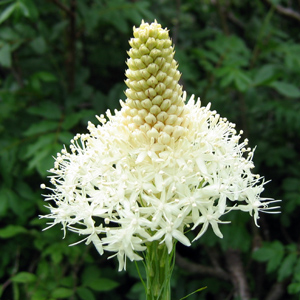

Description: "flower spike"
41 21 280 271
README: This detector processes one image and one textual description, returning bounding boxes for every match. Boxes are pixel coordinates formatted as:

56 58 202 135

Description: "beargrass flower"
41 20 280 299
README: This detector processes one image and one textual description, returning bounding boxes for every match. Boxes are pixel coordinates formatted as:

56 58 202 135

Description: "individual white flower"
41 20 280 270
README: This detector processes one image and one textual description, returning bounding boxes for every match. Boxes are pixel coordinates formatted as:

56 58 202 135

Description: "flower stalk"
145 241 175 300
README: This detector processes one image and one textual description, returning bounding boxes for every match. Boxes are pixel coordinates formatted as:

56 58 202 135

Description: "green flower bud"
121 20 187 143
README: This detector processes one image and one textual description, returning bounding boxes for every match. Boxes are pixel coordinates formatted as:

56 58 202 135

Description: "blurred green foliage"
0 0 300 299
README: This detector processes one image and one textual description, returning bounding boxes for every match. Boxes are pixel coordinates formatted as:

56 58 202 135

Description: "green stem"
145 241 175 300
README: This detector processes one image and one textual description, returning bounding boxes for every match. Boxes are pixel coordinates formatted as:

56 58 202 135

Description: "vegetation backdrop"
0 0 300 299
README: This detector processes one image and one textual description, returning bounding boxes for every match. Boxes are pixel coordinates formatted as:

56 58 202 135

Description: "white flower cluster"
41 94 279 270
41 21 279 271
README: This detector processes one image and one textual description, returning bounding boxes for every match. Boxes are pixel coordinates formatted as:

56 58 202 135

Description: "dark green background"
0 0 300 299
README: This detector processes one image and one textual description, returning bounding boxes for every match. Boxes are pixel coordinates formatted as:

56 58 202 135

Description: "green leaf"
27 101 61 119
36 144 62 176
34 71 57 82
281 44 300 69
30 75 41 91
19 0 39 20
135 1 154 21
31 289 48 300
0 225 27 238
0 188 28 217
288 283 300 294
286 243 297 252
0 3 16 24
77 287 96 300
104 9 128 33
86 278 119 292
11 272 36 283
15 181 34 201
61 109 95 129
254 65 276 86
252 241 284 273
234 69 252 92
8 190 34 217
62 112 86 130
30 36 47 54
60 276 74 288
278 253 298 281
51 287 73 298
220 224 251 252
43 242 68 265
24 120 58 136
269 81 300 98
214 66 232 77
220 71 234 88
0 43 12 67
27 145 54 171
18 1 30 17
81 266 102 286
0 25 20 40
179 286 207 300
293 259 300 281
23 133 56 159
216 67 251 91
58 131 73 144
52 250 63 264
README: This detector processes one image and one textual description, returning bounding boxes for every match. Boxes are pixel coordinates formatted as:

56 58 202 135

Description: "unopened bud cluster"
121 21 187 143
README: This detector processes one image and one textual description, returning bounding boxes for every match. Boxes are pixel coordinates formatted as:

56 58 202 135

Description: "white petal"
192 222 209 241
89 234 104 255
211 220 223 238
172 229 191 247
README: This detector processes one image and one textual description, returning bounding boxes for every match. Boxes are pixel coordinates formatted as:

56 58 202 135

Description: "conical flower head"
121 21 187 143
41 20 280 271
